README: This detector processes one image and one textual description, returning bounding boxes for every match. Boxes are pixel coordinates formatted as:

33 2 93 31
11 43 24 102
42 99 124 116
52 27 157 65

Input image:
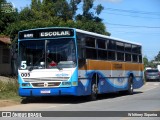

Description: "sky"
6 0 160 61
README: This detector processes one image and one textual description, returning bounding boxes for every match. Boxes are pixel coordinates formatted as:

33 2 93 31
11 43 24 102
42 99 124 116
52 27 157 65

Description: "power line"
78 5 160 17
77 3 160 16
78 2 160 15
108 30 160 35
77 7 160 20
102 11 160 19
105 22 160 28
103 7 160 16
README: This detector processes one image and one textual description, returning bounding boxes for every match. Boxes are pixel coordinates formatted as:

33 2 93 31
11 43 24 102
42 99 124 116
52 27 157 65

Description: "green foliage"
70 0 81 17
143 52 160 69
31 0 39 11
0 79 19 99
155 51 160 61
83 0 94 16
81 0 104 21
0 0 18 34
19 7 34 21
143 56 149 68
3 0 110 41
6 17 61 38
53 0 73 21
95 4 104 15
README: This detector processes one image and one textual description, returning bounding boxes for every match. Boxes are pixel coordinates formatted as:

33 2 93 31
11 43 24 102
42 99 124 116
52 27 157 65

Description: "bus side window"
77 35 86 67
108 51 115 60
125 53 131 62
132 54 138 62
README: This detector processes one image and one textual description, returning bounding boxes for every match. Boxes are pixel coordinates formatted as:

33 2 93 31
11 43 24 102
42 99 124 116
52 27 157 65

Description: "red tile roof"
0 37 11 44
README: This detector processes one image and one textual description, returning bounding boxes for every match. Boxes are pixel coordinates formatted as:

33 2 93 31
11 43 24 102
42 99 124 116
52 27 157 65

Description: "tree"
70 0 81 17
5 0 110 39
143 52 160 69
75 0 106 29
155 51 160 61
19 7 34 21
83 0 94 16
31 0 38 10
0 0 18 34
82 0 104 19
95 4 104 15
53 0 72 21
143 56 149 68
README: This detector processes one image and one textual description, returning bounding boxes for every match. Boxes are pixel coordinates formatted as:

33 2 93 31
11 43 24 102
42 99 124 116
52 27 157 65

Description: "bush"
0 77 19 99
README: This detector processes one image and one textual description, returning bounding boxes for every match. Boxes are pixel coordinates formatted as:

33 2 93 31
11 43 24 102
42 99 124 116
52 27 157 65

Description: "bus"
18 27 144 100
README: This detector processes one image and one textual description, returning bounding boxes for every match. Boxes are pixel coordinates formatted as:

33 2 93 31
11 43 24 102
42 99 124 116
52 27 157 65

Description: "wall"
0 42 11 75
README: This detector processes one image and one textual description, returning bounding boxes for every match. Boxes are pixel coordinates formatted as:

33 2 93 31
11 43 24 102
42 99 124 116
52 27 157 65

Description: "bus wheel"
127 76 133 95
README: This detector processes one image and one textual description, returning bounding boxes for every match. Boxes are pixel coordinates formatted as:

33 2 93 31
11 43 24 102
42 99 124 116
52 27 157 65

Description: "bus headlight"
22 83 30 87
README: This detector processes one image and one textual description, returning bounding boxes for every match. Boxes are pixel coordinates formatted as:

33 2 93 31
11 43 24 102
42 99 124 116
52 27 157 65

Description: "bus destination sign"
19 29 74 39
40 31 70 37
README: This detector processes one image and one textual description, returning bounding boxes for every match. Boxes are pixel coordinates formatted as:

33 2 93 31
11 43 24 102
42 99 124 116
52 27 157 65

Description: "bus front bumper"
19 87 78 97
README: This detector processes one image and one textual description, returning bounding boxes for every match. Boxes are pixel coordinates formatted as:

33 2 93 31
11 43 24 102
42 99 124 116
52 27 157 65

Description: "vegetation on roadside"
0 77 21 101
143 51 160 69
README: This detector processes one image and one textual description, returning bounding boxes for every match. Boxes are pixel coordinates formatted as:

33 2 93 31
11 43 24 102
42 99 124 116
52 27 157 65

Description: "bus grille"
23 77 69 82
31 82 61 87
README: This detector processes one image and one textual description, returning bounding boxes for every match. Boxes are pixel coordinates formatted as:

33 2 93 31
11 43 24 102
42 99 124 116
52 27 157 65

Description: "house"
0 36 12 75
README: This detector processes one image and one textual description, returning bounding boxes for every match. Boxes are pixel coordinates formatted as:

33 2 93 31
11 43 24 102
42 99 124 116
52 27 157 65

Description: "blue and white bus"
18 27 144 100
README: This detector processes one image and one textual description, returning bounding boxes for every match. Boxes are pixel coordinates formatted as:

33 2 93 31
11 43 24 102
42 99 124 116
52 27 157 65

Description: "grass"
0 77 21 101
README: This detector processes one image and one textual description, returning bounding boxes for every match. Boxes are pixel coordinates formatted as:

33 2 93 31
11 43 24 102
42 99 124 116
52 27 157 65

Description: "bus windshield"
19 38 76 70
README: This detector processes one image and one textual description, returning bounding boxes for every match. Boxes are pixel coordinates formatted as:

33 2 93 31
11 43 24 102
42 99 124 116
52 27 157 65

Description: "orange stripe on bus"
79 59 144 71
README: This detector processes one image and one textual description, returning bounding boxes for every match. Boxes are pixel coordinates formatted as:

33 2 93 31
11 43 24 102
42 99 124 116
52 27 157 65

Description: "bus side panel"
97 74 115 93
133 63 144 89
133 72 144 89
77 70 116 95
78 70 129 94
87 60 129 93
126 63 144 89
78 60 144 95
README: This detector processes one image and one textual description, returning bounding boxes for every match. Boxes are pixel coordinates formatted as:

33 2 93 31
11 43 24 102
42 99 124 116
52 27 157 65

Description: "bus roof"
18 27 141 46
18 27 73 32
76 29 142 46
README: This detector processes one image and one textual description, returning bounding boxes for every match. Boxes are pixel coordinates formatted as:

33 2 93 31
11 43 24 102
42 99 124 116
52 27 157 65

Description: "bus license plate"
41 90 51 94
